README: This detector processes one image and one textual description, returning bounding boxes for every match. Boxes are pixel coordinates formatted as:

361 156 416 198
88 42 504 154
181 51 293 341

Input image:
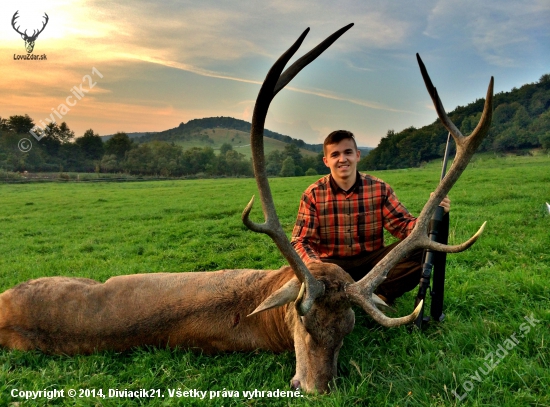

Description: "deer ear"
247 278 301 317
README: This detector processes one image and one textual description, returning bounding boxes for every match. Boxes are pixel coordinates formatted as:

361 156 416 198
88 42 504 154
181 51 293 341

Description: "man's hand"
431 193 451 213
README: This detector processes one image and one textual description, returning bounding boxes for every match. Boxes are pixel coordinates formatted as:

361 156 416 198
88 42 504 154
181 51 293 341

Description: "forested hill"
133 116 324 153
360 74 550 170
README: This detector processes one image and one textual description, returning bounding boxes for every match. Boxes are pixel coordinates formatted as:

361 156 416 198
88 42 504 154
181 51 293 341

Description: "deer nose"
290 379 301 390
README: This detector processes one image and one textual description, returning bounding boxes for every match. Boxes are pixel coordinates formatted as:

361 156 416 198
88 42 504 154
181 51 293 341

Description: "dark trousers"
321 242 423 301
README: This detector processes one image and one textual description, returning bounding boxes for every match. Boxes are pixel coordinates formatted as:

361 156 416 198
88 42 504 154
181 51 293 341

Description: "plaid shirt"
290 172 417 263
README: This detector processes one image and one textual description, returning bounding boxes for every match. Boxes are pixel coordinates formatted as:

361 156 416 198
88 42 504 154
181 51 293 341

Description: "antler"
345 54 494 327
11 11 25 37
11 11 48 40
242 24 354 316
32 13 49 40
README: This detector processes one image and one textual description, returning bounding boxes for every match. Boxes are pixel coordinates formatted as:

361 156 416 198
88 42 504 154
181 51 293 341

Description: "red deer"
0 24 493 393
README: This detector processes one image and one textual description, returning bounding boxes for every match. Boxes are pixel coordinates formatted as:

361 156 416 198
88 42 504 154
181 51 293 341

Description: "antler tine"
274 23 354 96
31 13 49 39
243 25 353 316
416 54 463 142
37 13 49 36
415 54 493 229
346 55 494 327
11 11 25 36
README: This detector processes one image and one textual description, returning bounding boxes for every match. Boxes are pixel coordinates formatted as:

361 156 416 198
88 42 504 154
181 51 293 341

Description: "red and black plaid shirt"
290 172 417 263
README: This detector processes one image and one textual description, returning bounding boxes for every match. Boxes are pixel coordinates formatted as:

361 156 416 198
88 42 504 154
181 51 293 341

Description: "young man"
290 130 450 302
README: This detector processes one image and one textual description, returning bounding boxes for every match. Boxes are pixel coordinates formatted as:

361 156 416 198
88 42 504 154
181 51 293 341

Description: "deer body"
0 264 354 392
0 268 292 354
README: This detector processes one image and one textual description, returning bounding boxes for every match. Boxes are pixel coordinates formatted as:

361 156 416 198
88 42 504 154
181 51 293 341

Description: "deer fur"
0 263 355 392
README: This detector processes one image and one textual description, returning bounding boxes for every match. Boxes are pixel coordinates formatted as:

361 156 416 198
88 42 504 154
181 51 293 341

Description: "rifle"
413 132 452 329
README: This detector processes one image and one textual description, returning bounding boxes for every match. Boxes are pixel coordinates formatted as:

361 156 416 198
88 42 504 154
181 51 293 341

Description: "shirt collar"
329 172 361 195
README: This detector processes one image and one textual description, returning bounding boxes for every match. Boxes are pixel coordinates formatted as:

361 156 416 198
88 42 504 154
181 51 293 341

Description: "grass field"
0 153 548 406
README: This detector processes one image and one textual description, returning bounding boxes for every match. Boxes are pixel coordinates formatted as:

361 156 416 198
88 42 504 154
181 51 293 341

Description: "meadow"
0 153 548 406
172 128 318 159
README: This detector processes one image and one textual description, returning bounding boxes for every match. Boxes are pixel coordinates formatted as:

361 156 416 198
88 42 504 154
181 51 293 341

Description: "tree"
512 105 531 128
539 132 550 151
280 157 296 177
124 144 155 174
220 143 233 156
314 152 330 174
149 141 183 176
492 103 516 127
41 124 61 156
266 150 283 176
7 114 35 134
305 167 318 176
58 143 88 172
181 147 215 174
283 143 303 169
43 122 75 144
224 149 251 176
105 132 133 160
0 117 10 131
460 113 482 135
100 154 119 172
301 155 315 171
528 89 550 116
76 129 104 160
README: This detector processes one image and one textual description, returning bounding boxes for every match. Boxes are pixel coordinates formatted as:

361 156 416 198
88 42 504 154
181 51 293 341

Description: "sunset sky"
1 0 549 147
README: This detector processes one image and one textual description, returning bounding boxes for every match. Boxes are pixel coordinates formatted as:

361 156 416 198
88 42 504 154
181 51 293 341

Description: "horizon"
1 1 548 147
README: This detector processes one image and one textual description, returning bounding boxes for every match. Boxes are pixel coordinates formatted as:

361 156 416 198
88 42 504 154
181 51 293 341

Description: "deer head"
243 24 493 392
12 11 49 53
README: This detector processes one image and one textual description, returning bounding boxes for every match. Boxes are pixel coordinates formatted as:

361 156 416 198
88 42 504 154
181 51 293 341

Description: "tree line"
360 73 550 170
0 115 328 178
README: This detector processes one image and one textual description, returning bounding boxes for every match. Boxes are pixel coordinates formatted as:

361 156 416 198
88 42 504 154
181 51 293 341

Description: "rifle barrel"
413 132 452 329
440 132 451 181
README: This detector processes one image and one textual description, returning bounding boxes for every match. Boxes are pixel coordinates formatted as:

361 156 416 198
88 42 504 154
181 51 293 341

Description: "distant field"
167 127 318 158
0 154 548 406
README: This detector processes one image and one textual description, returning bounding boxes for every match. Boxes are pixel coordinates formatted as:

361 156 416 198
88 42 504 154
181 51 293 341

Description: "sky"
1 0 549 147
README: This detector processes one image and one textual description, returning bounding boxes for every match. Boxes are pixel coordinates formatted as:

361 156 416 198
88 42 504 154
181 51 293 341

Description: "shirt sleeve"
291 191 321 264
382 184 417 240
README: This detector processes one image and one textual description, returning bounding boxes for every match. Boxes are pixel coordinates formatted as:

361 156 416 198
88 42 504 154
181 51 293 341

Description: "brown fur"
0 263 355 392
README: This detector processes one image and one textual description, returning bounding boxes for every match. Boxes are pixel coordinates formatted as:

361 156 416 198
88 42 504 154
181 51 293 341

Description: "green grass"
1 153 549 406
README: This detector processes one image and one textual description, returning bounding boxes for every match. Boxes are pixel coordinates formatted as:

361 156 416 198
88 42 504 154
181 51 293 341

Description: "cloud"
424 0 550 67
1 0 548 143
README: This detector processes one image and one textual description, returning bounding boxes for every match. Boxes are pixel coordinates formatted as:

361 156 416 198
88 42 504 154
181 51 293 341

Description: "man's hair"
323 130 357 155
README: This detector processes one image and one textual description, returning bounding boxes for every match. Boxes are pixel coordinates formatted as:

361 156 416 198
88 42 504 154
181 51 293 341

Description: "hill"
141 126 317 159
360 73 550 170
102 117 315 158
101 132 150 140
102 117 373 159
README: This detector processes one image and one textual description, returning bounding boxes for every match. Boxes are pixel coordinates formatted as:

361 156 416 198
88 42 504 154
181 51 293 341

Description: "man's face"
323 139 361 181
